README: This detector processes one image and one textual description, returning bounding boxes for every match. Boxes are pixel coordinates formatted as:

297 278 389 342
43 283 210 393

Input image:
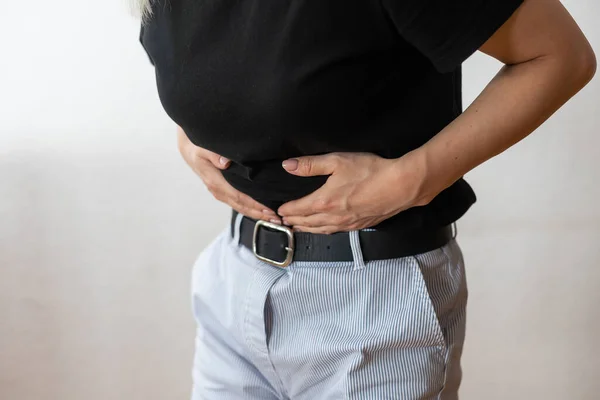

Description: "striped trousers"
191 213 467 399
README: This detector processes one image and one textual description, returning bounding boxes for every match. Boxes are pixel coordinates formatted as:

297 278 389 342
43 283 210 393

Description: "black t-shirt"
139 0 523 231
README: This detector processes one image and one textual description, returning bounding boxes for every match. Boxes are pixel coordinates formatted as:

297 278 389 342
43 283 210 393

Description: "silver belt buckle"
252 220 295 267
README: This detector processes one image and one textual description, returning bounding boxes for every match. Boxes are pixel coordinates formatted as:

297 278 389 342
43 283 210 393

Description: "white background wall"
1 1 598 399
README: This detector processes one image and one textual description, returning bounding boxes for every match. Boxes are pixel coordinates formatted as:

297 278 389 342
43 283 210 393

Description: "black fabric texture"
139 0 523 231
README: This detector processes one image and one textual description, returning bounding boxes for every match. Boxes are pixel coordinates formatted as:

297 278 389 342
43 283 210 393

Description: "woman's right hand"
177 125 282 224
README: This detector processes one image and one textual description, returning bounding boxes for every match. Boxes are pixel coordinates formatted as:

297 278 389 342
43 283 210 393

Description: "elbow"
548 43 597 96
571 43 597 88
533 40 596 92
581 48 597 84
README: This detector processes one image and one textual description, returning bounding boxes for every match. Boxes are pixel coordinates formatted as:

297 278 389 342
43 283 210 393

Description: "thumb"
198 148 231 170
213 154 231 170
282 154 339 176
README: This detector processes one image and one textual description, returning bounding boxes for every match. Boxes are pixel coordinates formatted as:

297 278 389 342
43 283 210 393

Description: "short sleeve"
380 0 524 73
139 25 155 66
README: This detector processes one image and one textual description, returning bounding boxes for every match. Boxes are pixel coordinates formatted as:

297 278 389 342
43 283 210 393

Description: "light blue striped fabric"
191 214 467 400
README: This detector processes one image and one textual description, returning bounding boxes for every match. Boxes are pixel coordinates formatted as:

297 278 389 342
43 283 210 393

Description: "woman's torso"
139 0 476 230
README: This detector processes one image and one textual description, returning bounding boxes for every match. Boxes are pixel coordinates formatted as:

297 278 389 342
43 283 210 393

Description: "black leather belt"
231 210 453 267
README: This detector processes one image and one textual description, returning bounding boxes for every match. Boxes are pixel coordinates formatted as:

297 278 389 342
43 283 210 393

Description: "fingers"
283 213 356 234
176 126 231 170
277 188 334 217
194 146 231 170
199 159 281 222
282 213 345 228
175 125 281 222
292 225 342 235
292 214 387 234
224 186 280 222
282 153 341 177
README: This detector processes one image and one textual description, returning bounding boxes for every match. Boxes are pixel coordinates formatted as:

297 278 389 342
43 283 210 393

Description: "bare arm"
409 0 596 205
277 0 596 233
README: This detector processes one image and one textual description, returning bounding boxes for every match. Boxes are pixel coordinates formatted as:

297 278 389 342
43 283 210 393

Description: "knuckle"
347 222 360 230
232 192 242 204
300 159 312 175
238 207 251 217
208 156 220 167
337 215 351 225
249 212 263 220
330 153 344 165
237 207 252 218
238 204 251 214
315 197 330 210
326 199 338 210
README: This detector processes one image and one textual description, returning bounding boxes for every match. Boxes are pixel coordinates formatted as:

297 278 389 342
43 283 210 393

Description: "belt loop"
349 230 366 271
232 211 244 245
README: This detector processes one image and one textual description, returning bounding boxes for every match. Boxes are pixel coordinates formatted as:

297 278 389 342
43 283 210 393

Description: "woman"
135 0 595 398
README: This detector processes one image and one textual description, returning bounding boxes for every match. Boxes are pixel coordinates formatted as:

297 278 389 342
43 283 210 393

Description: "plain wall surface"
1 1 599 399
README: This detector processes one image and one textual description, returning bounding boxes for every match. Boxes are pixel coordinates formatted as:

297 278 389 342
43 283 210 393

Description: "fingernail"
263 209 276 215
270 219 281 224
282 159 298 171
219 156 229 166
282 219 291 226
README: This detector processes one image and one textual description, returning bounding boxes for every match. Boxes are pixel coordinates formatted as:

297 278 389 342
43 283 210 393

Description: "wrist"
393 147 445 207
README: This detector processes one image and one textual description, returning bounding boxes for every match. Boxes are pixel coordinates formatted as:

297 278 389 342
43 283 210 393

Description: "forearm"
411 51 595 203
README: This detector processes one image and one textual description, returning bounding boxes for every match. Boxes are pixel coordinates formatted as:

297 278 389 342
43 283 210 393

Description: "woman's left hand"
276 151 435 234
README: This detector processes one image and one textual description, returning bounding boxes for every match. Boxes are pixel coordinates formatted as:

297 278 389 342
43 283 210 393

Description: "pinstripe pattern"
191 218 467 400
